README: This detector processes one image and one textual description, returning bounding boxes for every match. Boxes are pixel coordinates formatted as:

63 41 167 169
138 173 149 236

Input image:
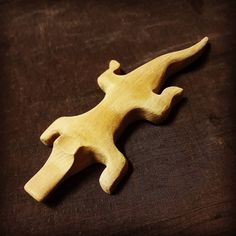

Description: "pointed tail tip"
193 36 209 51
201 36 209 45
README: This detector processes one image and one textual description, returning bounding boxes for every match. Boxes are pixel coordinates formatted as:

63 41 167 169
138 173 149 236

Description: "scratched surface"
0 0 236 235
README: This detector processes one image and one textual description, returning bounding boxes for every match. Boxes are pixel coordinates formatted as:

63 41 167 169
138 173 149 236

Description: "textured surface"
0 0 235 235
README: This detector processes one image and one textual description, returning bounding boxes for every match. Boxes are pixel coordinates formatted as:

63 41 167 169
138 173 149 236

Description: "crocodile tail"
129 37 208 91
162 36 209 76
151 37 209 90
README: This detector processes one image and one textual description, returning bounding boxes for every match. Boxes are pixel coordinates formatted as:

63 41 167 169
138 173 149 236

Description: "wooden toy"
24 37 208 202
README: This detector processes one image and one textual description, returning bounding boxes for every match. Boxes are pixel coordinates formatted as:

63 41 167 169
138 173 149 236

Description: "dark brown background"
0 0 236 235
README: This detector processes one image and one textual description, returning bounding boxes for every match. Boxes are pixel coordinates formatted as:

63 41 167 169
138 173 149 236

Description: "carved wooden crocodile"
24 37 208 202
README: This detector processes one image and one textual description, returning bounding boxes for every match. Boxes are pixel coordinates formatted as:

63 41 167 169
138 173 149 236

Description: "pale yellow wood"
24 37 209 202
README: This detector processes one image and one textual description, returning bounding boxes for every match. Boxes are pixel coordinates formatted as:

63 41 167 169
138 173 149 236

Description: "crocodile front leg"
98 144 128 194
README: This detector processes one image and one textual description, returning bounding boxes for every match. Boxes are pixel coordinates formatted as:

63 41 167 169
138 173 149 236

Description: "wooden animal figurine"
24 37 209 202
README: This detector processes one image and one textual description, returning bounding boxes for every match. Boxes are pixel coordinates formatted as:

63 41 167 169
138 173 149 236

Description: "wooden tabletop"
0 0 235 235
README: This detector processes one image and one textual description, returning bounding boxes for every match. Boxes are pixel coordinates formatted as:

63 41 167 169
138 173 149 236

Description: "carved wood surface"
0 0 235 235
24 38 208 202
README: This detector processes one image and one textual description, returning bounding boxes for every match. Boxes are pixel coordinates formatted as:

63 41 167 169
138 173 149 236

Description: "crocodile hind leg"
139 86 184 124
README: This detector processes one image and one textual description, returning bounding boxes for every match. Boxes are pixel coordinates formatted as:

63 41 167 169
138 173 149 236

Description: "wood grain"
0 0 235 235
